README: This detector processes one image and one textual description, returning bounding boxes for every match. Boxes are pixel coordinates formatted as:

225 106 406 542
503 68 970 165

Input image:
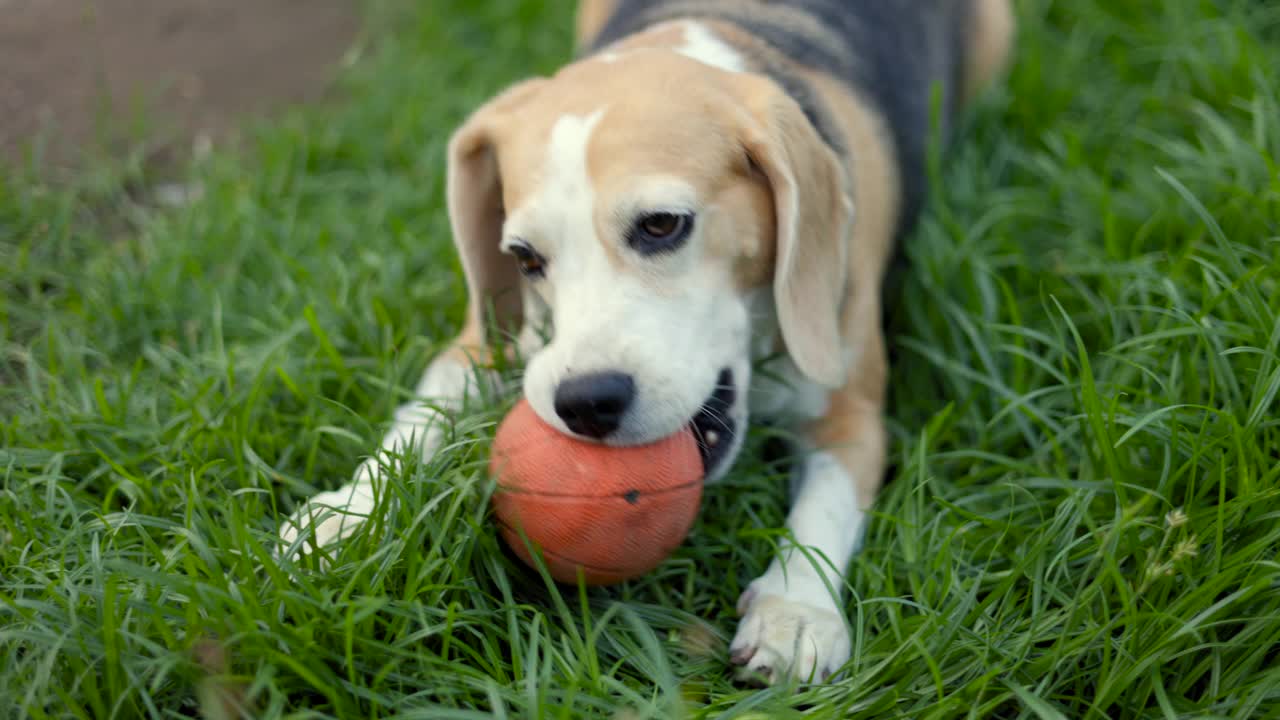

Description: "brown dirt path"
0 0 360 165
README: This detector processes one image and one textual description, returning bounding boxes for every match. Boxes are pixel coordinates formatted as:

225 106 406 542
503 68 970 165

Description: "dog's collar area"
691 367 736 476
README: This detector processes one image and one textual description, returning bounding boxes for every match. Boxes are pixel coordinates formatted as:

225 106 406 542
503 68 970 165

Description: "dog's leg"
277 324 497 556
731 323 888 684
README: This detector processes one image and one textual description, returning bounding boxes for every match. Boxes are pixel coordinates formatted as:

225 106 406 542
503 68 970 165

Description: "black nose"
554 371 635 439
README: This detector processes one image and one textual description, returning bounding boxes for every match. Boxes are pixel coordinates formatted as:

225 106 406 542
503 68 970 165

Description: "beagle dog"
280 0 1013 683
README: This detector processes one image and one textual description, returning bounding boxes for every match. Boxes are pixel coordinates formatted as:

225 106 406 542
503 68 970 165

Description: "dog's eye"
508 244 547 278
627 212 694 255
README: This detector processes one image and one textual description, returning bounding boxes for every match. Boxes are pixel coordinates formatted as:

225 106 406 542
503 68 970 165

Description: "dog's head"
445 48 853 479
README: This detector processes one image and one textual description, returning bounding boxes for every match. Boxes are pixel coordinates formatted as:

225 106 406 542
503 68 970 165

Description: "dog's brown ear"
732 75 854 388
446 78 546 340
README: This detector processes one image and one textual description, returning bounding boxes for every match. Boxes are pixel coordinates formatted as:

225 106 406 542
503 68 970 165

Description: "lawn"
2 0 1279 717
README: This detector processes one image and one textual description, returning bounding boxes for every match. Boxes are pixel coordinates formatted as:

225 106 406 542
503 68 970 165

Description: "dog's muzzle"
691 368 736 476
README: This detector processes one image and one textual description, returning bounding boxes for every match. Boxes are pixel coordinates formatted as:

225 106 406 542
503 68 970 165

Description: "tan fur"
680 20 810 293
725 169 777 290
575 0 619 47
963 0 1016 103
602 21 690 55
727 71 854 389
799 70 902 286
446 78 549 338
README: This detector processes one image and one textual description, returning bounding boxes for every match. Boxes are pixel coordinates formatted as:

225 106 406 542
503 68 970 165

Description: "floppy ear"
733 76 855 389
446 78 546 340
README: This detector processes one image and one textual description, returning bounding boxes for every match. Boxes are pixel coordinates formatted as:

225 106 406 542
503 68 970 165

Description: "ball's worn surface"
489 399 704 585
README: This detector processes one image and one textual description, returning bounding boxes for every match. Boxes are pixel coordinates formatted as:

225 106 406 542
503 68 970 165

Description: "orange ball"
489 398 704 585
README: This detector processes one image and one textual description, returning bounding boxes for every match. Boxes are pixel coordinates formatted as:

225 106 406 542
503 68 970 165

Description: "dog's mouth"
690 368 737 476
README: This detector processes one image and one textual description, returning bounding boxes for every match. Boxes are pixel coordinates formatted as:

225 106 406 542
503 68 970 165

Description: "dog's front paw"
729 573 850 684
277 480 377 562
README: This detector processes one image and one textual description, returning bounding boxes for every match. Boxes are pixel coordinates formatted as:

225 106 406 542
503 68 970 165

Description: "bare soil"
0 0 360 165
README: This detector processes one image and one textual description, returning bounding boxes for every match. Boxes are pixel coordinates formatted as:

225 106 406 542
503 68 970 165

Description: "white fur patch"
547 110 604 215
677 21 746 72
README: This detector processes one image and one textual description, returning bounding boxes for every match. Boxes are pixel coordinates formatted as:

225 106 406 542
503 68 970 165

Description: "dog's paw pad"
729 587 850 684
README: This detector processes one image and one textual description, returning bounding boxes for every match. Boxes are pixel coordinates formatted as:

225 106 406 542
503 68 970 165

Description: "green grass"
3 0 1279 716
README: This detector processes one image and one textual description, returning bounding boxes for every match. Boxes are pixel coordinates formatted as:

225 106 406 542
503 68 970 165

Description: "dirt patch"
0 0 360 166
